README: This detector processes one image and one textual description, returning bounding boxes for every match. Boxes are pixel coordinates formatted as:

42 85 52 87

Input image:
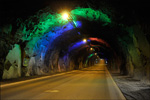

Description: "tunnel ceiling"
1 0 149 56
1 0 150 81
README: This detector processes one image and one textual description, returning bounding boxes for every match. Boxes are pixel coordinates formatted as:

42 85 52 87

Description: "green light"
85 53 95 67
18 7 111 41
73 20 77 27
71 7 111 25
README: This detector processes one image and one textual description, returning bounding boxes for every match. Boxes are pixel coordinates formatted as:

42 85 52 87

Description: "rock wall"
2 44 21 79
0 2 149 85
118 24 150 84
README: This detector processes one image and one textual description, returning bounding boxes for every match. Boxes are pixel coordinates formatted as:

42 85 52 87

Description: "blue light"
68 40 86 52
87 39 91 42
75 21 82 28
32 21 82 59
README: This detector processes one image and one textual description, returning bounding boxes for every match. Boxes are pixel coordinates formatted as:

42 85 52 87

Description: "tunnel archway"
0 0 150 85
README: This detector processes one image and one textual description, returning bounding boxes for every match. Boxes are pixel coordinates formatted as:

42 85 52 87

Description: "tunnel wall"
117 24 150 83
0 5 150 85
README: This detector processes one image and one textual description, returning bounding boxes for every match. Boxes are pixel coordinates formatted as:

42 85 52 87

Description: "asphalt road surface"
1 60 126 100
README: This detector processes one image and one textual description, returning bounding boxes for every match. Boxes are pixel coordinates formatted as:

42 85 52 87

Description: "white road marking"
105 67 126 100
1 70 77 88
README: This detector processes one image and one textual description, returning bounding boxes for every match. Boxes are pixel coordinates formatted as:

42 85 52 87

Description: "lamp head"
62 13 69 20
83 39 87 43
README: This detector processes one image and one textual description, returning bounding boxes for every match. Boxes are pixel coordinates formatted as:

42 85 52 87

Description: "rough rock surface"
0 1 150 85
2 44 21 79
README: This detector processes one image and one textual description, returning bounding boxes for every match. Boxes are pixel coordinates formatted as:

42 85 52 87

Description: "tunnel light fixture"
106 61 108 64
83 39 87 43
90 48 93 51
61 11 81 35
62 13 69 20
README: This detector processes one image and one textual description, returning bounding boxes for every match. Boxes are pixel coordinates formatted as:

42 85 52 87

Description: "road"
1 60 126 100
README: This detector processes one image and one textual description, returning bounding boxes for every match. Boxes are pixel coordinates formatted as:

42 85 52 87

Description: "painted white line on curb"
105 67 126 100
1 70 77 88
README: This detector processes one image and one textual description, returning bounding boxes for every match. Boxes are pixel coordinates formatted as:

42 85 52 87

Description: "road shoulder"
110 71 150 100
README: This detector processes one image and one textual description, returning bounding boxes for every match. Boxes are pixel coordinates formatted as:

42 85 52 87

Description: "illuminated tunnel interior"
0 0 150 99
